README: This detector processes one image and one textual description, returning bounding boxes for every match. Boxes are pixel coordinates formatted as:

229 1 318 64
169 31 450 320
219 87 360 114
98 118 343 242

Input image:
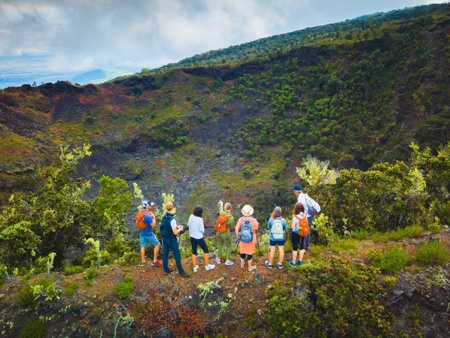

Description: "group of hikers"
136 185 320 277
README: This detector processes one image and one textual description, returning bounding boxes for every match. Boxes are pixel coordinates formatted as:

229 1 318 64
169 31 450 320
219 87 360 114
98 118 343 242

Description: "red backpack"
215 212 231 233
136 210 150 230
294 214 310 237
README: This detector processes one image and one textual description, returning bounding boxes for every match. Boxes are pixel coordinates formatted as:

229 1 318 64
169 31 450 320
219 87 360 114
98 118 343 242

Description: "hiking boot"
164 268 173 274
298 261 303 267
248 265 256 272
289 260 296 268
216 257 221 264
151 260 162 267
265 260 273 269
276 262 283 269
180 271 191 278
205 264 215 271
193 265 199 273
224 260 234 266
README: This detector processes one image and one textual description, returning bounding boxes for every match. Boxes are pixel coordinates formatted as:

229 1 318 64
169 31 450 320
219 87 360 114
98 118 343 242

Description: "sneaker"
265 260 273 269
205 264 216 271
276 262 283 269
193 265 199 273
289 260 296 268
248 266 256 272
164 268 173 274
151 260 162 267
142 260 151 265
224 260 234 266
216 257 221 264
298 261 303 267
180 271 191 278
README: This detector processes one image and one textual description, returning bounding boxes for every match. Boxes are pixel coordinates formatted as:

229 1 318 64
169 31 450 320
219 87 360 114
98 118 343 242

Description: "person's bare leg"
153 245 160 262
299 249 305 262
279 246 285 264
269 246 276 265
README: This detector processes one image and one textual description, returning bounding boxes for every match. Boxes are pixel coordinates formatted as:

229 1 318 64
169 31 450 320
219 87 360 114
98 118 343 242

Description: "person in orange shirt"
235 204 259 272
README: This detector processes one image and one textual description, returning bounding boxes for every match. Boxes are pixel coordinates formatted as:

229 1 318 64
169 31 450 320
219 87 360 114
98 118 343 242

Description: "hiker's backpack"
215 213 231 233
270 218 284 240
239 217 254 243
160 213 175 238
136 210 150 231
294 214 310 237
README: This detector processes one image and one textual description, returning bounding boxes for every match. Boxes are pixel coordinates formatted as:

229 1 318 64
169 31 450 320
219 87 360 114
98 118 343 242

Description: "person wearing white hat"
235 204 259 272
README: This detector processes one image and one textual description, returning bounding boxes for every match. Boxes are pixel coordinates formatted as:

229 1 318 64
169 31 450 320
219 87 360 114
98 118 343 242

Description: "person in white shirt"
188 205 215 272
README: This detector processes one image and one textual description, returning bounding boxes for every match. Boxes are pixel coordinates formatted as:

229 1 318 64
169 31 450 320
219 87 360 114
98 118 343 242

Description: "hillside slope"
0 3 449 219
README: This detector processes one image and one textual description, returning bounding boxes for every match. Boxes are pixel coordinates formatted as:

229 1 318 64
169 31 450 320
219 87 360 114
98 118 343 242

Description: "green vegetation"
260 258 391 337
414 241 450 265
65 282 79 296
20 319 46 338
114 277 134 299
368 246 409 274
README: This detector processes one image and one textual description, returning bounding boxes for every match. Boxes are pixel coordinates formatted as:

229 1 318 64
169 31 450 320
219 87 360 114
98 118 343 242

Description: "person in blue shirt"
139 200 162 267
265 206 287 269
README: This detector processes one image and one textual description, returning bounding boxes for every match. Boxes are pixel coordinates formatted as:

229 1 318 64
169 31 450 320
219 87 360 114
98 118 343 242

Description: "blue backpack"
239 217 254 243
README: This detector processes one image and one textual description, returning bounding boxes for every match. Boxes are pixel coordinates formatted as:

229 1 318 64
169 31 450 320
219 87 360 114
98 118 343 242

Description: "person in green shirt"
216 200 235 266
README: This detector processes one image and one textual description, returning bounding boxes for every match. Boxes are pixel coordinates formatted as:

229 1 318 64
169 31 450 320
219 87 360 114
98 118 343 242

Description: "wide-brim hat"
241 204 254 216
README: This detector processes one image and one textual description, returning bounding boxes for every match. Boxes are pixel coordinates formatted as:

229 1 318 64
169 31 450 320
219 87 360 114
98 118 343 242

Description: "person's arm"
200 218 205 234
291 217 296 230
171 218 184 235
267 218 272 230
235 217 242 237
218 200 224 214
150 212 156 227
252 219 259 232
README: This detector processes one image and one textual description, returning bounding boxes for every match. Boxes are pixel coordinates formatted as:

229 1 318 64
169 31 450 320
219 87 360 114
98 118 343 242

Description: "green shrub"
20 319 46 338
30 279 59 301
85 267 100 281
328 238 358 253
124 275 133 283
114 281 134 299
16 284 37 309
261 258 391 337
383 276 398 286
63 263 84 275
415 241 450 265
65 282 79 296
369 246 409 274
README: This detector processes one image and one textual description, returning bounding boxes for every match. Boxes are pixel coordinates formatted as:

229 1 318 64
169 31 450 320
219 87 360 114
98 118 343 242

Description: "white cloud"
0 0 448 75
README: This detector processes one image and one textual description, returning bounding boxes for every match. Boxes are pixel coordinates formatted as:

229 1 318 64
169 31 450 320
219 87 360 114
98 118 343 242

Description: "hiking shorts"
291 232 306 251
140 233 160 248
269 239 285 246
190 237 209 255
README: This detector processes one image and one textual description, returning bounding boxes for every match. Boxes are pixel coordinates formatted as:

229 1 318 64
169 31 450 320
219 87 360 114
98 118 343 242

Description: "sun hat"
241 204 254 216
292 185 302 191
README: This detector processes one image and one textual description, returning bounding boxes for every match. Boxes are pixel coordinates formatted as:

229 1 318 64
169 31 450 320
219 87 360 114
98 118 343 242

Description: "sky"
0 0 448 87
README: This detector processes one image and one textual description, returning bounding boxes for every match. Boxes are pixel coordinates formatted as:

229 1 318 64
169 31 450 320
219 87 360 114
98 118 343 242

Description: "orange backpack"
136 210 150 230
215 213 231 233
294 214 310 237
